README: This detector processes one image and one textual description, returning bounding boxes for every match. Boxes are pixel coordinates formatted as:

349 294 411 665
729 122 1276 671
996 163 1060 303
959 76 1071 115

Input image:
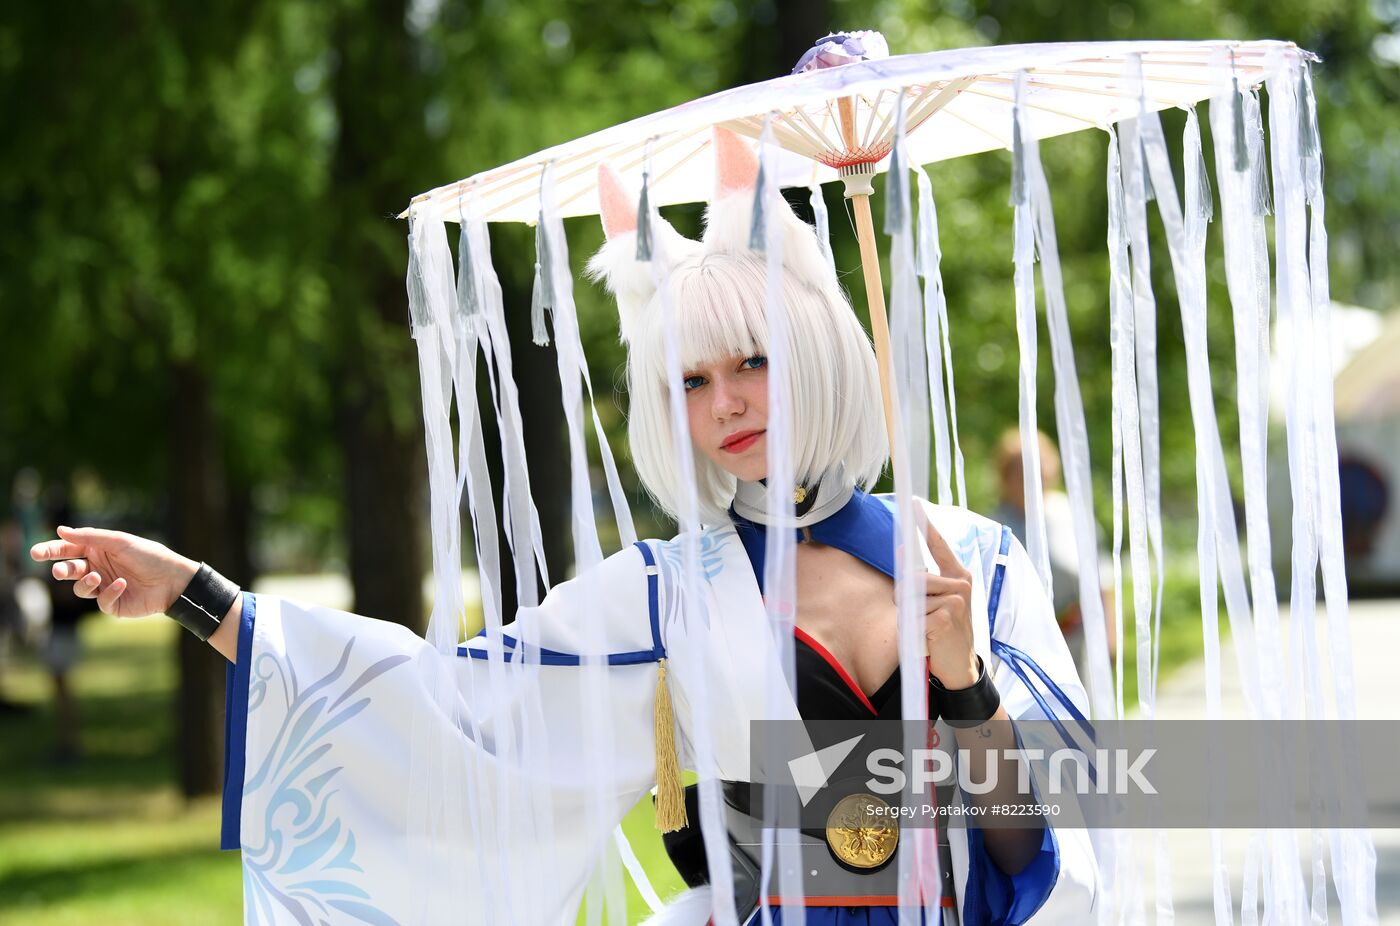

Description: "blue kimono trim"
988 526 1095 744
730 488 895 595
963 808 1060 924
220 591 257 851
459 540 665 666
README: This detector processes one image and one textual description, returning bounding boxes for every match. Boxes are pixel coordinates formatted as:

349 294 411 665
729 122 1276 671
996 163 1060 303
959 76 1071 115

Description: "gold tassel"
652 658 688 832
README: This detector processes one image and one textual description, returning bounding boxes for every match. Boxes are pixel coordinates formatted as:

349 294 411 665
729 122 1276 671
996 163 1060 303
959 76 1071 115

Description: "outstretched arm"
30 526 243 663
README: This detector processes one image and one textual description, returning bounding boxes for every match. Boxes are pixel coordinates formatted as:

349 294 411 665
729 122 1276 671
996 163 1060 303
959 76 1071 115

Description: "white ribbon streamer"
1010 71 1052 598
914 168 956 508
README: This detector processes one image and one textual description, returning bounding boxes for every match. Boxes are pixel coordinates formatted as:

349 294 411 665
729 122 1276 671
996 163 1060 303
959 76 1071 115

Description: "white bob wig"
587 131 888 526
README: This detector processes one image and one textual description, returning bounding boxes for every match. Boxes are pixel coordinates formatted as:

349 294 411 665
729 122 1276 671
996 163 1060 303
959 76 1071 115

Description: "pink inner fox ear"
597 164 638 239
714 128 759 195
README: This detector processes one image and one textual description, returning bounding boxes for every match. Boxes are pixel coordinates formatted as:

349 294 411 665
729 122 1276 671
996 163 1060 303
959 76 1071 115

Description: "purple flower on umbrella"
791 31 890 75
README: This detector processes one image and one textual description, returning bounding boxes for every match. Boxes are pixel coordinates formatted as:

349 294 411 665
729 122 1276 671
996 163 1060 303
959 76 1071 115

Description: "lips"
721 429 765 452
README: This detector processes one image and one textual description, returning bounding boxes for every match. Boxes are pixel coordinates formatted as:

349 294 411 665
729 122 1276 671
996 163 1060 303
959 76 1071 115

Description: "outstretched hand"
30 526 198 619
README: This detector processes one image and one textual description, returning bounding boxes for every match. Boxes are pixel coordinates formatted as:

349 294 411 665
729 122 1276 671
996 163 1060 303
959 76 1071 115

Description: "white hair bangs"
625 250 889 526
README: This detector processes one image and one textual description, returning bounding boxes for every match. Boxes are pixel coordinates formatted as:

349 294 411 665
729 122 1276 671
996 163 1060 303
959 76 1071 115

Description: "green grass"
0 573 1212 924
0 616 243 926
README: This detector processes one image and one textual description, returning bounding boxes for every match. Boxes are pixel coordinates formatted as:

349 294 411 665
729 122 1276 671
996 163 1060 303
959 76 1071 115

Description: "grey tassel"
749 157 767 252
531 217 552 346
1009 114 1027 208
1231 76 1249 173
456 222 479 321
635 171 653 262
1190 110 1214 224
885 91 909 235
1139 135 1155 203
883 142 906 235
1250 91 1273 217
1298 63 1319 159
406 231 431 332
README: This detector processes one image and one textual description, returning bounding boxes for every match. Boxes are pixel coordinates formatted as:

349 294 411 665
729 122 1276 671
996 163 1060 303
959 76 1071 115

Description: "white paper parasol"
403 40 1301 224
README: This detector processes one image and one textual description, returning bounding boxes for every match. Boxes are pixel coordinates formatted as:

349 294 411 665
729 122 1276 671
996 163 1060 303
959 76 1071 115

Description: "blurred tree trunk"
336 369 425 631
738 0 831 82
169 362 234 798
325 0 432 633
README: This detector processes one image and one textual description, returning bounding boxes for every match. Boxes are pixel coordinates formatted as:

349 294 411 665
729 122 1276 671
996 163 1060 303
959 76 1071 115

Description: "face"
683 352 769 482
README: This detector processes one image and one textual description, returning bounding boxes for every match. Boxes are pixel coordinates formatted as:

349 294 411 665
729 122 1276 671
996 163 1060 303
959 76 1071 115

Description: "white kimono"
221 497 1097 924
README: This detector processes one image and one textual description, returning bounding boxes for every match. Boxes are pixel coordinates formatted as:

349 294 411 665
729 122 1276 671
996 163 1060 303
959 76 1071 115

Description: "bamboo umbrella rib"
414 136 626 219
865 81 938 152
977 75 1181 109
638 132 720 199
960 86 1114 129
938 101 1012 149
789 105 828 152
900 78 976 140
859 88 890 150
486 126 702 221
1028 66 1235 88
428 137 616 208
777 116 832 155
554 126 712 212
730 114 829 160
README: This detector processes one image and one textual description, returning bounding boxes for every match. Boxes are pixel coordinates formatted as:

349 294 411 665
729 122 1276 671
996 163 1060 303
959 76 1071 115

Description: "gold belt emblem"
824 792 899 869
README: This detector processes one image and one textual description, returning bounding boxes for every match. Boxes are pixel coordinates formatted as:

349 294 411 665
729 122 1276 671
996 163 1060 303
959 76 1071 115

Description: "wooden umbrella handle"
850 190 898 464
836 96 899 458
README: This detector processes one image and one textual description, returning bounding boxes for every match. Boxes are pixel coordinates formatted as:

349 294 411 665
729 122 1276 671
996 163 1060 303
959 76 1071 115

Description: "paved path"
1139 597 1400 923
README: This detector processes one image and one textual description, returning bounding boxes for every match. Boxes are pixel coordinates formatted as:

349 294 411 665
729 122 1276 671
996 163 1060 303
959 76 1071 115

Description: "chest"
792 541 901 695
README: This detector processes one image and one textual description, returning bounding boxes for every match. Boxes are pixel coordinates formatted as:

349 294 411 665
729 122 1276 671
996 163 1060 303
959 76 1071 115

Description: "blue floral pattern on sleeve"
239 632 411 926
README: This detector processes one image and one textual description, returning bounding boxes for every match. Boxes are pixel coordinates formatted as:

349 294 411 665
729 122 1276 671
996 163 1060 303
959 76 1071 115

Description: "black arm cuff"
930 654 1001 728
166 563 240 642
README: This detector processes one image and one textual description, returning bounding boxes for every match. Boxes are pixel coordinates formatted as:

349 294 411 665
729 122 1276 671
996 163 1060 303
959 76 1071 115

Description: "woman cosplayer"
31 131 1096 924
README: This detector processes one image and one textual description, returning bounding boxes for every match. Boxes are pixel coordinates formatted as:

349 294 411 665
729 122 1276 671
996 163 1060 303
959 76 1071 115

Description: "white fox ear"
701 128 837 289
586 164 701 343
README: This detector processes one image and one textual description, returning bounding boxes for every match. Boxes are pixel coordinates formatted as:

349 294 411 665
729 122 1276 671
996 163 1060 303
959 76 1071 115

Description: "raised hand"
30 526 198 619
892 515 979 689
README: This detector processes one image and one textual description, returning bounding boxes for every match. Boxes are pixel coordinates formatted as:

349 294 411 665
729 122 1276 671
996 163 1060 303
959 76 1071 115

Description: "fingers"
96 577 128 614
921 574 971 598
71 570 126 614
74 571 103 599
30 539 87 562
32 526 126 563
51 559 91 581
922 517 969 578
57 524 123 544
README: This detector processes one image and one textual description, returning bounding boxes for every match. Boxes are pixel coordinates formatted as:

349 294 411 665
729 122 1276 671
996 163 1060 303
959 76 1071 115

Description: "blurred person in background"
42 487 88 762
0 505 23 714
992 429 1115 683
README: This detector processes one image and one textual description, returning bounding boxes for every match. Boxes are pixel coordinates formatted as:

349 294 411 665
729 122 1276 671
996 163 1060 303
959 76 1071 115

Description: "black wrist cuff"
930 654 1001 728
166 563 240 642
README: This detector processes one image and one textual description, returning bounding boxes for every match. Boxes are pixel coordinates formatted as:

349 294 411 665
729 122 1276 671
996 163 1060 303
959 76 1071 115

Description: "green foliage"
1 2 1397 909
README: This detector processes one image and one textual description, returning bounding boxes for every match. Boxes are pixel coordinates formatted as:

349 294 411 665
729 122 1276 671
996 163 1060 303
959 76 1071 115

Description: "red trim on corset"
792 626 878 716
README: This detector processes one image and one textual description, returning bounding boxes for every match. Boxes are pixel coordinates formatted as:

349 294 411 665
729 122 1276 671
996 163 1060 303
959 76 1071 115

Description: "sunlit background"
3 1 1399 922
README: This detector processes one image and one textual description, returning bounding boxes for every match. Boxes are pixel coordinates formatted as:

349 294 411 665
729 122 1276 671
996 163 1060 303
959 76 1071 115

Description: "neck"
730 462 856 528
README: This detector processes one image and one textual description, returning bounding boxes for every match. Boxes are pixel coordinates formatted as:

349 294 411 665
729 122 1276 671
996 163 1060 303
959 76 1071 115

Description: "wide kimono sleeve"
220 541 667 925
961 515 1100 924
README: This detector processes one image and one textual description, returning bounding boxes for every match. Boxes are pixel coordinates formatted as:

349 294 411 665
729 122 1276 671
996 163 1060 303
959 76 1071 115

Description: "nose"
710 377 746 420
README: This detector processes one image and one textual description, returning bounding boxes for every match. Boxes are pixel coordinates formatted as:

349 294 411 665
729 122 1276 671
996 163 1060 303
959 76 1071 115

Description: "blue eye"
683 374 706 391
743 355 767 370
